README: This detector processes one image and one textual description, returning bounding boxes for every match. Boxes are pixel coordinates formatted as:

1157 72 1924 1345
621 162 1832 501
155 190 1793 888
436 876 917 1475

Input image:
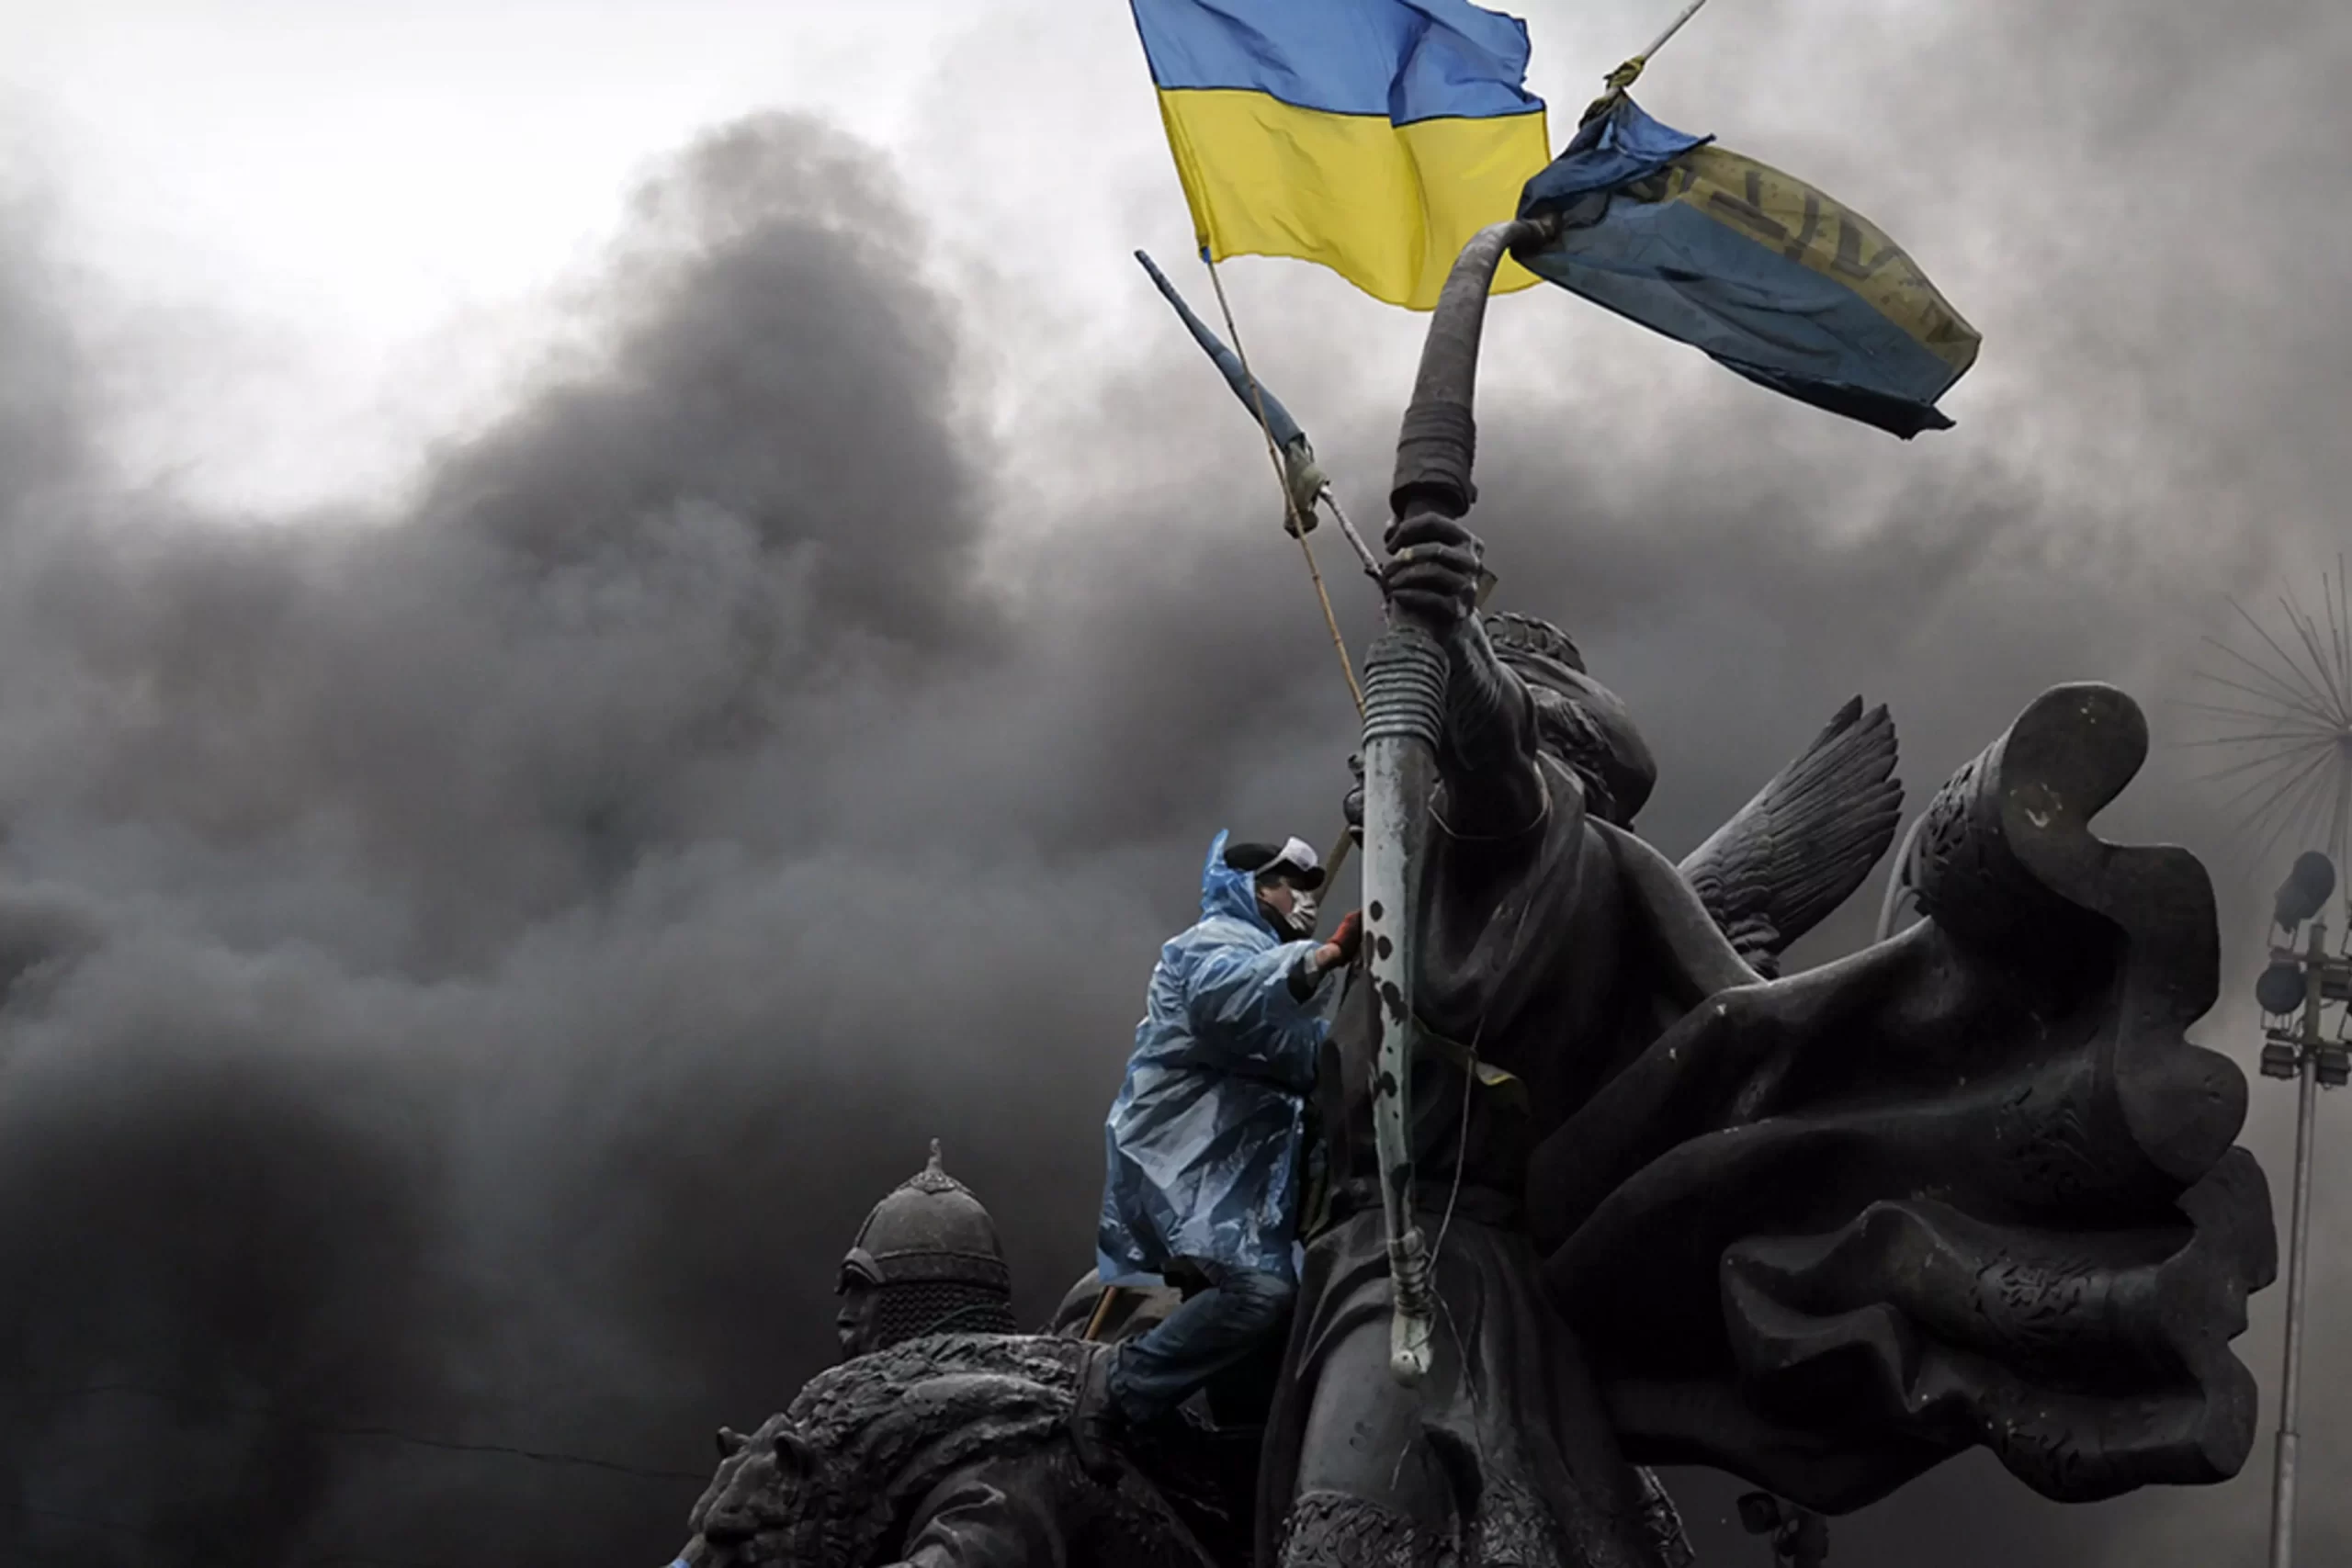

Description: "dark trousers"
1108 1267 1295 1423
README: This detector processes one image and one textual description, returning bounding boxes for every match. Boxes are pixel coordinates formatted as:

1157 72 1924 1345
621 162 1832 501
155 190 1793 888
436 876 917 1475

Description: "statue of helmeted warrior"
836 1141 1018 1360
671 1148 1256 1568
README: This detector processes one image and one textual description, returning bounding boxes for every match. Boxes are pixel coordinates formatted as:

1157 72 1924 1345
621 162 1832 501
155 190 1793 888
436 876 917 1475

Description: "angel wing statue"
1678 696 1905 976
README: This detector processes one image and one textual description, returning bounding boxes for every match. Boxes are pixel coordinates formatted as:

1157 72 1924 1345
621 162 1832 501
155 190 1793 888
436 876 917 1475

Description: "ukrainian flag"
1130 0 1551 310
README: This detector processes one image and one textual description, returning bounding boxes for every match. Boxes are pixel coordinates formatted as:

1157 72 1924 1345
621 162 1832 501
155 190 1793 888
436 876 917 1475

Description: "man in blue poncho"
1071 831 1361 1470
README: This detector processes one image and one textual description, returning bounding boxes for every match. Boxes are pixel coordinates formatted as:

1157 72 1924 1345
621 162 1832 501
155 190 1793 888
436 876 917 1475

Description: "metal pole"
2269 918 2327 1568
1315 486 1384 581
1634 0 1714 65
1581 0 1718 124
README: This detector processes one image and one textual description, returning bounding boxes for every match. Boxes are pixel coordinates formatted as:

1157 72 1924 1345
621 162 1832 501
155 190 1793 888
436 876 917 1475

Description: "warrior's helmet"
1485 611 1657 828
836 1141 1017 1358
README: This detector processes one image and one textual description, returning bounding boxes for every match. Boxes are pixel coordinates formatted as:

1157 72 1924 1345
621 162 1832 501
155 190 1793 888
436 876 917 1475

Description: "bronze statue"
673 1336 1231 1568
1269 602 1894 1565
835 1142 1017 1361
673 227 2275 1568
671 1156 1254 1568
675 683 2268 1568
1258 220 2275 1566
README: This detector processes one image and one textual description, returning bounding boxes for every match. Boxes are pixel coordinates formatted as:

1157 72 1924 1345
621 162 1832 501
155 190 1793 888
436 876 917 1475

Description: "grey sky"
1 2 2348 1565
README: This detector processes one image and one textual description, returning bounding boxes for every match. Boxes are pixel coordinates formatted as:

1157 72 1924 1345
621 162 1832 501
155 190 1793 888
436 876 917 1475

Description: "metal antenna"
2180 557 2352 893
2179 557 2352 1568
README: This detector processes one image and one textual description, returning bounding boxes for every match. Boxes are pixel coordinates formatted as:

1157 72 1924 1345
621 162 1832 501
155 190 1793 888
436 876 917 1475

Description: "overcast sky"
17 0 2345 540
2 3 2350 1566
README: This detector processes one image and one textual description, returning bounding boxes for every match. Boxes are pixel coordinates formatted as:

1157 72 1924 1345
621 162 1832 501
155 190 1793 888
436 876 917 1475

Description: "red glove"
1328 909 1363 965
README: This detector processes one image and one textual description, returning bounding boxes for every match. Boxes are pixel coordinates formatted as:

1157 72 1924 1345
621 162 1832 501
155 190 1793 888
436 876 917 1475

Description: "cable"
0 1381 709 1484
1198 253 1366 718
1430 885 1536 1271
16 1499 452 1568
17 1501 239 1564
1421 869 1546 1483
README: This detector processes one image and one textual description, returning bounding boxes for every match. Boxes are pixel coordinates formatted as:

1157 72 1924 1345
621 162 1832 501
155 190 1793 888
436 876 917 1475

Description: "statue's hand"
1383 512 1485 635
1343 752 1364 844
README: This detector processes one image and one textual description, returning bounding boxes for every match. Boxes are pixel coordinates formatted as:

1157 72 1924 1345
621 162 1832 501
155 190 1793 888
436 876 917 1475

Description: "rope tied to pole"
1199 254 1367 718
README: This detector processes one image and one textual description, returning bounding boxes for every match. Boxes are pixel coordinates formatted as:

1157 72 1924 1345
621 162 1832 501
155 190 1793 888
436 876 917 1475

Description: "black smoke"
0 73 2342 1568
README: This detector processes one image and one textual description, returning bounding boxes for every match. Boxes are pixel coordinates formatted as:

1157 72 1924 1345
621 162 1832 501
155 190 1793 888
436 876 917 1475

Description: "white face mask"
1284 890 1320 937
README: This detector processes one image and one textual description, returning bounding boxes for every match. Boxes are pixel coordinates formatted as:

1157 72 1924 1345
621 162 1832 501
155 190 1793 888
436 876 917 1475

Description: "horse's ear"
772 1425 818 1478
716 1425 749 1459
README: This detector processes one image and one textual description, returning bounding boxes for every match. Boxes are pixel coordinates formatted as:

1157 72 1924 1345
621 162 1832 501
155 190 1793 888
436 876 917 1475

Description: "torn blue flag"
1514 97 1980 437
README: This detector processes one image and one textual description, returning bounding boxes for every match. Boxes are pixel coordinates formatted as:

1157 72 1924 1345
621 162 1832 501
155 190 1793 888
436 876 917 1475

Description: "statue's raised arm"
1379 517 1544 836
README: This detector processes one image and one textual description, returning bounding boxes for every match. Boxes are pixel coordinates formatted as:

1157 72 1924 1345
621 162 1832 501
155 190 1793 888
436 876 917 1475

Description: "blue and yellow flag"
1514 96 1980 436
1129 0 1551 310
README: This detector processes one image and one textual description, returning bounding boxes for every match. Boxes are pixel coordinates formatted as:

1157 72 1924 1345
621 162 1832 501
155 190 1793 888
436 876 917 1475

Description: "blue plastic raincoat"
1096 831 1332 1286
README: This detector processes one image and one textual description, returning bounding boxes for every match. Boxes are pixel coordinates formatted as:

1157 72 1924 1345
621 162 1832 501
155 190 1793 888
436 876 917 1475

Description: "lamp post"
2257 852 2350 1568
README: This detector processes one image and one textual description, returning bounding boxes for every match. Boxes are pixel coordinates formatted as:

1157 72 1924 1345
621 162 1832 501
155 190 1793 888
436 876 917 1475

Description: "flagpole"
1584 0 1716 121
1316 487 1384 581
1200 254 1367 719
1634 0 1714 68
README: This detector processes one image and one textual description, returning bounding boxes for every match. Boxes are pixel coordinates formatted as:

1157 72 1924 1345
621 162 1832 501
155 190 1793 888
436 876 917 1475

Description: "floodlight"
2259 959 2312 1016
2276 852 2339 931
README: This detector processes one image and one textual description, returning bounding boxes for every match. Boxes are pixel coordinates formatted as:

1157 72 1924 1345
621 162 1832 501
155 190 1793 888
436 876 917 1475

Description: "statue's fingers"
1384 545 1482 586
1385 562 1478 602
1385 587 1467 626
1385 513 1481 553
1388 539 1481 568
1386 513 1484 555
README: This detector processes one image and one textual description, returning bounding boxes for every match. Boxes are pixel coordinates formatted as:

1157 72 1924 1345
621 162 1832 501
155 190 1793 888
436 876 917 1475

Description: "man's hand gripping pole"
1362 217 1548 1386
